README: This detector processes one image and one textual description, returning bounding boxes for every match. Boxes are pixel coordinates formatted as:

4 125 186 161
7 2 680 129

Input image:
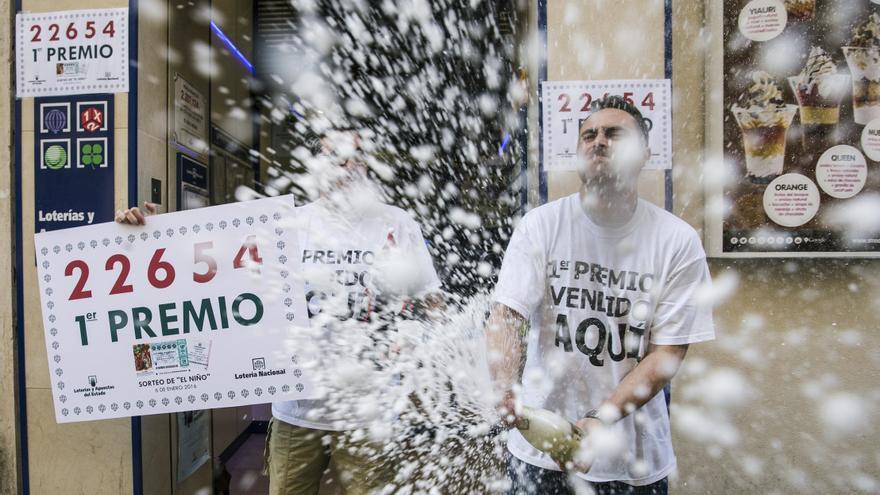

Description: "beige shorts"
264 418 393 495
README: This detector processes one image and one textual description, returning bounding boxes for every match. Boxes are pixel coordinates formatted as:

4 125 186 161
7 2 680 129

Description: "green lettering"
218 296 229 329
183 298 217 333
108 310 127 343
232 293 264 326
159 303 179 336
132 307 156 339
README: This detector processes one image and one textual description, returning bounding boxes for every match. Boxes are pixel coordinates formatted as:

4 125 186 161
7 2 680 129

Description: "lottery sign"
16 8 128 97
35 95 114 233
541 79 672 171
34 196 314 423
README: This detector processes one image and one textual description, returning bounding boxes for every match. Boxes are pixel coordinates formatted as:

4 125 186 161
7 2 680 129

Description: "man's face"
321 131 366 172
320 131 367 188
575 108 649 190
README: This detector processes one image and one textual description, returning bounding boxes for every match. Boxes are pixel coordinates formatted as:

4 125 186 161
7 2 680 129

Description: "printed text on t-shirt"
548 259 653 366
302 249 376 321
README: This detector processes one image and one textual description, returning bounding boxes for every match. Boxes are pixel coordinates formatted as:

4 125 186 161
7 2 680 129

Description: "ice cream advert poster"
723 0 880 254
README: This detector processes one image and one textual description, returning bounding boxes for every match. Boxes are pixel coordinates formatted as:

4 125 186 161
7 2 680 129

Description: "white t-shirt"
493 193 715 486
272 197 441 431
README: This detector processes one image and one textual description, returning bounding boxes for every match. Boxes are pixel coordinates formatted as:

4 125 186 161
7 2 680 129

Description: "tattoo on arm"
487 304 529 387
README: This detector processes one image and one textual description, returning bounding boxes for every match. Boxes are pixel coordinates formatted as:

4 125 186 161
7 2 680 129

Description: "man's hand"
568 416 604 472
497 389 520 428
574 417 602 436
115 201 158 225
559 344 689 473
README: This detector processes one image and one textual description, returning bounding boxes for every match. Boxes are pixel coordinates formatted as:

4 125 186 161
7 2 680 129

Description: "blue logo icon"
44 108 67 134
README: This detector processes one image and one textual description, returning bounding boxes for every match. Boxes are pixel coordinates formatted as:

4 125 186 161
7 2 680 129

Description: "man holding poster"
38 192 313 425
488 96 715 494
117 129 442 495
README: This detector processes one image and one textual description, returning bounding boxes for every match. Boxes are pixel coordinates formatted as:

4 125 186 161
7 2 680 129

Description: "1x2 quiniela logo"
73 375 116 397
234 357 286 380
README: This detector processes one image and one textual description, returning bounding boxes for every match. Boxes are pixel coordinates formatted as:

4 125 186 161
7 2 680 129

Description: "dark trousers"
507 454 668 495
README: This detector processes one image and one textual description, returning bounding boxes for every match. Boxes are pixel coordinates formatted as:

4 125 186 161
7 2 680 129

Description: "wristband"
584 409 600 420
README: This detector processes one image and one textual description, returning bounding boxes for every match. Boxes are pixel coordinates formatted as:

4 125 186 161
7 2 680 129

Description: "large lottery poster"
34 196 314 423
723 0 880 254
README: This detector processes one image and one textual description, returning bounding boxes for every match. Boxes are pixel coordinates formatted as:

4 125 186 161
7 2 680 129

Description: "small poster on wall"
16 8 129 97
542 79 672 171
721 0 880 254
177 410 211 481
173 74 208 155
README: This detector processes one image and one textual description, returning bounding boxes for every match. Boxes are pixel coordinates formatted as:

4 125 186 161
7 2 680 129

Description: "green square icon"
78 139 107 169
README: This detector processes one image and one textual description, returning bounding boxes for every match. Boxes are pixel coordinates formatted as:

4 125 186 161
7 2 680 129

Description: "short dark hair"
582 95 651 144
302 127 361 155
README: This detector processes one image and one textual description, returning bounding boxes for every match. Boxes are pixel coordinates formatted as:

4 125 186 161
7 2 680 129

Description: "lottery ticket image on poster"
188 340 211 369
133 340 189 375
133 344 153 373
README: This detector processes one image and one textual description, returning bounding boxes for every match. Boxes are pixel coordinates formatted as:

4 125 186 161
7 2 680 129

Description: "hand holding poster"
541 79 672 171
34 196 312 423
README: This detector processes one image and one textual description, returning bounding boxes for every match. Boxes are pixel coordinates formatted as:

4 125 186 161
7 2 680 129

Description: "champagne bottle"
515 406 584 466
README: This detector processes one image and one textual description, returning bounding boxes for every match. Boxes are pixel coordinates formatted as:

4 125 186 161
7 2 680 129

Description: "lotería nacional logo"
252 358 266 370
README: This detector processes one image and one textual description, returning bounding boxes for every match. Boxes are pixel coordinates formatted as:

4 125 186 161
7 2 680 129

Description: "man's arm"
485 303 528 424
575 342 688 433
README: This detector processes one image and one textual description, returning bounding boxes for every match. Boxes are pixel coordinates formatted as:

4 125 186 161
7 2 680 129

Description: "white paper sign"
35 196 314 423
177 410 211 481
16 8 129 97
173 74 208 155
541 79 672 171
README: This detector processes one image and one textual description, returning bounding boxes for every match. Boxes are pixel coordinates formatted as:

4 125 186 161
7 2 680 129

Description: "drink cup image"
785 0 816 21
843 13 880 125
843 46 880 125
731 71 797 183
733 105 798 182
788 74 849 150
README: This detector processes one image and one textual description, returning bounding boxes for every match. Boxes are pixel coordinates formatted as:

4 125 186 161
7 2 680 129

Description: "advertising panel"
721 1 880 254
35 94 114 232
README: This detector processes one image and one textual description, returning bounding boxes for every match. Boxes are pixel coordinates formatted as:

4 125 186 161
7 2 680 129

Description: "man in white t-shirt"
117 130 441 495
265 129 442 495
487 95 715 495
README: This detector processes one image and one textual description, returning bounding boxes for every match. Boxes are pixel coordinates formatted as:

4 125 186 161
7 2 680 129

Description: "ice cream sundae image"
843 13 880 125
732 71 798 182
788 46 848 151
784 0 816 21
